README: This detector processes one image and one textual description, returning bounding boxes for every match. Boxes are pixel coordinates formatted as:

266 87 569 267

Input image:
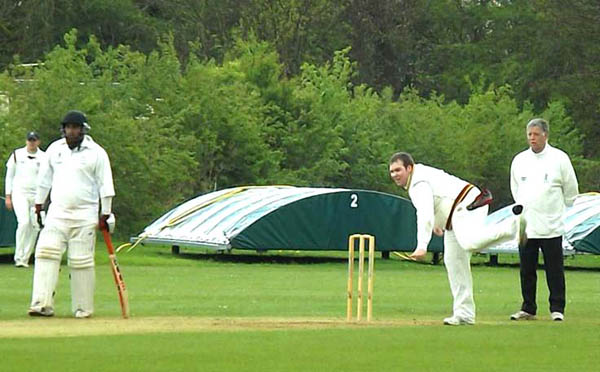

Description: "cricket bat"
101 228 130 318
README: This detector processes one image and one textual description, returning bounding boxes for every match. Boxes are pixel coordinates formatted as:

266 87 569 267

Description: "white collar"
61 135 93 150
530 143 551 156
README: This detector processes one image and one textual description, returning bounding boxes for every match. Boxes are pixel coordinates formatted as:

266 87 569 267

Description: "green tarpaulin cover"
0 197 17 247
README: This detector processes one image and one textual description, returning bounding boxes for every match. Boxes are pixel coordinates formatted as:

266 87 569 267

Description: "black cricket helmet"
60 110 91 135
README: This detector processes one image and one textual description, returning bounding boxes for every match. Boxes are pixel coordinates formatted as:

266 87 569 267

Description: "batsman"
28 110 115 318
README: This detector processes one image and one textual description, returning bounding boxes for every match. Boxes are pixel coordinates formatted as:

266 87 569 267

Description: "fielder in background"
389 152 524 326
509 118 579 322
4 131 46 268
28 110 115 318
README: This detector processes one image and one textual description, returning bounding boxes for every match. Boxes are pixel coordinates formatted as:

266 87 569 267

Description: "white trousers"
11 191 39 265
443 188 518 320
444 229 475 320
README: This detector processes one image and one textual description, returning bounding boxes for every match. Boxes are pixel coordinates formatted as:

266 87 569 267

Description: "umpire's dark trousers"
518 237 566 315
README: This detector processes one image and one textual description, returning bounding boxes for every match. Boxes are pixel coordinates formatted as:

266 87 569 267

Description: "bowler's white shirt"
5 147 46 197
35 135 115 226
511 144 578 238
407 164 470 252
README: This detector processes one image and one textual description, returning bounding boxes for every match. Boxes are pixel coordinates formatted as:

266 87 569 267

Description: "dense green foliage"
0 29 596 235
2 1 599 155
1 1 599 235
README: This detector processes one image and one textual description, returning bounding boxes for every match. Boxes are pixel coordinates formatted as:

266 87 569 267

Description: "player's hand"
99 214 110 232
5 195 12 211
433 227 444 236
35 204 43 228
409 248 427 261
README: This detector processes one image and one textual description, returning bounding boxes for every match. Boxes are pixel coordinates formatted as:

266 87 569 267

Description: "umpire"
509 118 579 322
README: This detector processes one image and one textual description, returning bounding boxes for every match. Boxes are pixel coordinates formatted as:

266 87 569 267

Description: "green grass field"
1 243 599 371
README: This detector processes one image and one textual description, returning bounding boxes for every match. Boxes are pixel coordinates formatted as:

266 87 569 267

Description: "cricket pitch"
0 316 439 338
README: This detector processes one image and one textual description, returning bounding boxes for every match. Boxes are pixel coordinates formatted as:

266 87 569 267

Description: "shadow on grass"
177 251 347 265
0 252 14 264
478 262 600 272
4 248 598 271
176 251 600 271
471 253 600 271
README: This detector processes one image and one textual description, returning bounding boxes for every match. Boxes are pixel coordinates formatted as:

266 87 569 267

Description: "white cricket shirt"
35 135 115 225
5 146 46 197
407 164 470 252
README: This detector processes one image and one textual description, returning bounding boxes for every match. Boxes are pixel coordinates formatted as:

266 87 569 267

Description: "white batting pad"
67 225 96 268
70 267 95 315
68 225 96 315
30 226 65 310
35 227 65 260
30 258 60 310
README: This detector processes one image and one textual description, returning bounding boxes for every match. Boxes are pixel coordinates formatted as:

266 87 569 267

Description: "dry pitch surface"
1 317 442 338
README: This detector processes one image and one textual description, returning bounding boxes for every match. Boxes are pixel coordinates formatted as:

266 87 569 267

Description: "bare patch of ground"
0 316 439 338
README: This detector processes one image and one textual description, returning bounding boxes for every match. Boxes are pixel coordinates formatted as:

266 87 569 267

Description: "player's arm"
408 182 435 260
4 151 16 210
561 155 579 207
96 148 115 230
509 157 520 203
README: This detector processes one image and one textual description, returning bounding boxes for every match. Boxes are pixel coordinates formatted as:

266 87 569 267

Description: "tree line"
1 1 599 236
2 0 599 156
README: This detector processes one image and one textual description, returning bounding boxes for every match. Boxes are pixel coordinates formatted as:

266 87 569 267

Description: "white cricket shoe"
15 260 30 268
28 306 54 317
443 316 475 326
74 309 93 319
551 312 564 321
510 310 536 320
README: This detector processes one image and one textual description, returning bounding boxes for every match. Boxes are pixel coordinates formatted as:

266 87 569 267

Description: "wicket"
347 234 375 322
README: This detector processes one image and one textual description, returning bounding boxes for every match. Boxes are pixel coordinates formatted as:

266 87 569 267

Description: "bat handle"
102 228 115 254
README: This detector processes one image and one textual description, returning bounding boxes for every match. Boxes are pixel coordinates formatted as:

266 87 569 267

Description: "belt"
445 184 474 231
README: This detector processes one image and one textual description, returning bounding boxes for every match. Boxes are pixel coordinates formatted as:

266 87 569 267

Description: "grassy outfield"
0 244 599 371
